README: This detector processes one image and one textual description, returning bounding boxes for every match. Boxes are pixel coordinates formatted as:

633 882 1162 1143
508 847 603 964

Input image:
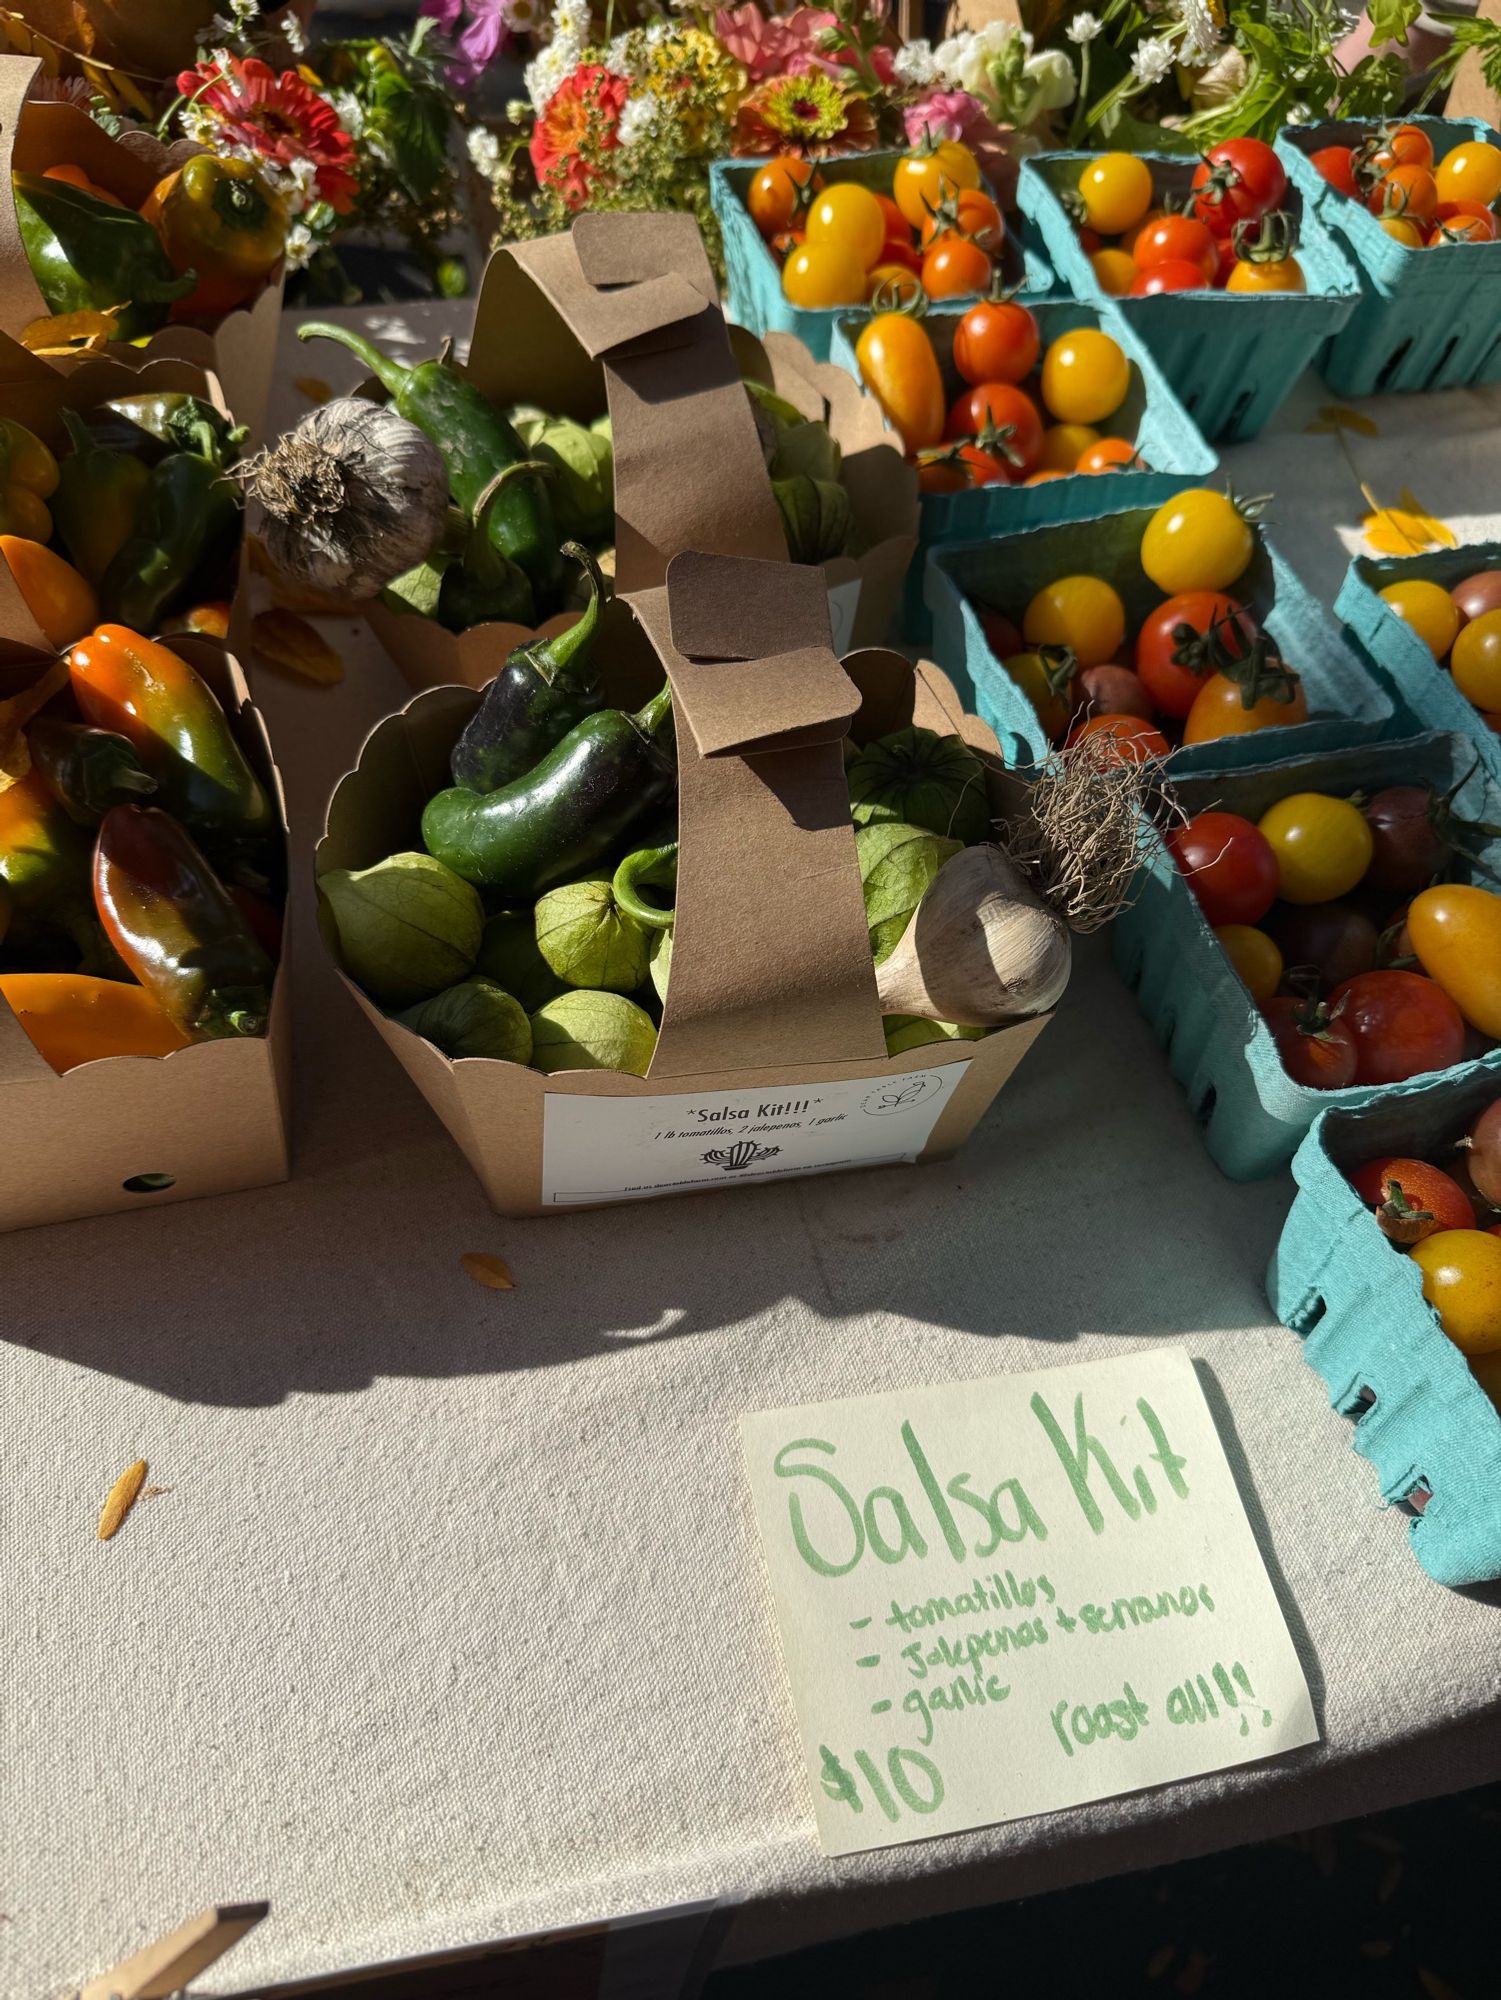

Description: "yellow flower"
1361 485 1458 557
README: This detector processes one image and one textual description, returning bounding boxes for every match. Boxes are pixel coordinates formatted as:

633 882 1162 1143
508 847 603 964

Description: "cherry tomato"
805 183 887 271
1192 139 1287 235
952 436 1017 488
1328 968 1466 1084
1370 163 1439 224
1039 327 1130 425
1215 923 1283 1002
952 299 1040 386
1430 212 1500 245
1182 664 1308 744
1377 124 1435 171
1166 811 1279 927
1363 786 1449 895
748 155 819 237
1467 1097 1501 1208
1407 883 1501 1037
1310 145 1359 198
1434 140 1501 210
1225 253 1306 294
1023 573 1126 668
922 234 993 299
920 188 1003 252
1073 663 1152 719
874 191 910 242
1036 422 1099 472
782 241 867 307
1067 713 1169 763
1433 198 1500 240
1410 1230 1501 1354
1077 153 1154 236
1077 437 1140 473
1004 648 1074 741
1263 996 1359 1089
1349 1155 1475 1245
1452 570 1501 624
1133 213 1218 280
1135 592 1257 719
1378 215 1426 248
1380 577 1461 658
980 609 1022 659
1257 792 1375 905
1026 469 1067 485
769 226 805 259
866 261 923 306
854 310 945 451
1451 610 1501 710
893 139 981 230
914 449 971 495
1141 489 1256 594
944 384 1043 471
1130 258 1206 295
1091 247 1138 296
1272 901 1378 991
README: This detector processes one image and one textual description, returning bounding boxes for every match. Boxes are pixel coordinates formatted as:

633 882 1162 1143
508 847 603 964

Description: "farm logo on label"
702 1140 783 1172
861 1073 945 1117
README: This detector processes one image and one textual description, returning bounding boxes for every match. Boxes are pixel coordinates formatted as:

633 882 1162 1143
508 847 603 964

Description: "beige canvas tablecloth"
5 313 1501 2000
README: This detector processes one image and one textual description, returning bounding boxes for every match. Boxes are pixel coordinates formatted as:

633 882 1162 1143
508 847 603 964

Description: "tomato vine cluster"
1310 126 1501 249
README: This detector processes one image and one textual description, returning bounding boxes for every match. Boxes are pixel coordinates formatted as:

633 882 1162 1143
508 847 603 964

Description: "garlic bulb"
241 398 450 600
874 844 1071 1026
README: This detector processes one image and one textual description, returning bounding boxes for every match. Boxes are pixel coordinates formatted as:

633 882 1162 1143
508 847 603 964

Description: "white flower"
606 32 635 72
892 38 938 85
617 90 660 144
281 10 306 52
1176 0 1222 64
1287 100 1312 122
644 18 671 44
1130 35 1176 83
1024 47 1075 111
934 21 1030 95
1190 43 1246 108
1066 11 1103 41
504 96 530 123
525 34 581 111
506 0 543 26
284 221 315 272
552 0 590 41
468 125 504 175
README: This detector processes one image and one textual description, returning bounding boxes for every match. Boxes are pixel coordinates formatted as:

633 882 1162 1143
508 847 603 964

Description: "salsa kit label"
540 1065 968 1205
741 1347 1318 1856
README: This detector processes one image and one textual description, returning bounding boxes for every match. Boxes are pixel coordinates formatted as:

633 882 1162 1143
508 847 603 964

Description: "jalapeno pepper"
86 394 245 468
69 625 272 841
141 155 286 318
12 171 193 338
93 806 274 1041
437 463 540 635
422 684 675 899
52 409 154 587
612 836 677 930
448 540 605 790
297 321 563 612
0 971 190 1072
0 418 59 543
98 447 243 634
26 716 158 825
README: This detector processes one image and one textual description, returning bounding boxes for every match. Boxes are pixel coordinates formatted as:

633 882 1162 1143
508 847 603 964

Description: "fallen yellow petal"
97 1459 147 1541
21 306 120 353
1306 404 1380 438
294 376 333 405
252 609 344 687
462 1252 515 1291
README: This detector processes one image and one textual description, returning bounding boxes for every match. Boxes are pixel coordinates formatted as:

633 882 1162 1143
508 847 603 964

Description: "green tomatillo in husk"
534 876 651 992
849 727 991 845
318 850 483 1006
882 1015 988 1057
856 821 963 964
476 910 564 1012
396 976 532 1063
512 412 613 543
530 990 657 1077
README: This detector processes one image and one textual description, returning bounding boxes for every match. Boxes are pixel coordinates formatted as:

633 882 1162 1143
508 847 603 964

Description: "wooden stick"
79 1903 269 2000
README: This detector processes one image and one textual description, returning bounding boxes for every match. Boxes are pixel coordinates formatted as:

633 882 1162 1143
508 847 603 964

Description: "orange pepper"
0 536 97 648
41 164 124 207
0 971 190 1073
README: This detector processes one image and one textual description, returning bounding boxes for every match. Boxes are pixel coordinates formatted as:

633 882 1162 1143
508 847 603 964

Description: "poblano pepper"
437 462 540 635
52 409 153 587
422 684 675 899
449 540 605 791
296 321 563 611
12 172 193 338
26 716 158 825
85 393 244 467
98 445 243 633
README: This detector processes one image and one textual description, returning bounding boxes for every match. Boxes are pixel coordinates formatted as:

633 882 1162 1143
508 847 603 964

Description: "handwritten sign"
741 1348 1317 1855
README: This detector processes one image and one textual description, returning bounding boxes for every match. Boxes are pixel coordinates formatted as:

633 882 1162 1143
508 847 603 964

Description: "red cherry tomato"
943 383 1043 472
1130 258 1206 295
1327 969 1466 1085
1310 145 1359 198
1132 213 1218 280
1192 138 1287 235
952 299 1040 386
1136 592 1258 720
921 234 993 299
1264 996 1359 1089
1167 810 1279 927
1349 1154 1476 1243
1077 436 1140 473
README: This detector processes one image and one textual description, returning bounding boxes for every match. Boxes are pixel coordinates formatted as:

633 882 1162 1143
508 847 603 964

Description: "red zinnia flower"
529 65 629 210
178 56 359 215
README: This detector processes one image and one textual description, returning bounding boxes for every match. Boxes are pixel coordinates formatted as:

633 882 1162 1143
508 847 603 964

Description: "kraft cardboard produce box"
318 546 1049 1219
365 213 918 694
0 56 285 441
0 636 291 1231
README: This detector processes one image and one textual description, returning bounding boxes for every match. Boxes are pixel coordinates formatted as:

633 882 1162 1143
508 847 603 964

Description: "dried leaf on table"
462 1252 515 1291
21 307 121 354
97 1458 147 1541
252 609 344 686
1305 404 1381 438
0 657 70 792
295 376 333 405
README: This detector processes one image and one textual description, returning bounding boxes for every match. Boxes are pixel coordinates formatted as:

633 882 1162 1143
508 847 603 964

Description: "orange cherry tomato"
1368 123 1434 173
914 449 971 495
1429 211 1500 245
1225 253 1306 293
1379 215 1427 248
747 155 819 238
1132 212 1218 281
893 139 981 230
769 226 805 259
921 233 993 299
1091 247 1138 296
951 298 1040 386
1067 712 1170 762
1077 436 1140 473
1370 163 1438 223
855 309 945 451
1026 469 1067 484
920 188 1004 253
874 191 910 240
1182 665 1309 744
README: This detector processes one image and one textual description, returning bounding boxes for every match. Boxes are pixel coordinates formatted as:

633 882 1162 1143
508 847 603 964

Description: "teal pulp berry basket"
925 499 1393 774
1335 540 1501 777
1111 731 1501 1181
711 151 1054 364
1016 151 1361 443
1278 116 1501 397
1269 1066 1501 1587
827 295 1217 644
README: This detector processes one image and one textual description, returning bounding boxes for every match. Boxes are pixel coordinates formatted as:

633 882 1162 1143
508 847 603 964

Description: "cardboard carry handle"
636 552 884 1080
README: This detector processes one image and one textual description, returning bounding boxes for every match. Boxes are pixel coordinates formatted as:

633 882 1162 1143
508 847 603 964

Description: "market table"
6 311 1501 2000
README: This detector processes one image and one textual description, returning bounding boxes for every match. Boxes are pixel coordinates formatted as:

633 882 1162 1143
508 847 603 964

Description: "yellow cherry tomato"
1410 1229 1501 1355
866 260 923 305
854 309 945 452
1090 247 1138 296
781 241 868 307
1022 574 1126 669
893 140 980 230
1036 421 1100 472
1076 152 1153 236
1215 923 1283 1001
1379 215 1427 247
805 182 886 272
1256 791 1374 905
1407 882 1501 1037
1039 327 1130 425
1225 255 1306 293
1140 488 1256 594
1003 648 1074 741
1379 576 1462 659
1451 609 1501 710
1434 140 1501 210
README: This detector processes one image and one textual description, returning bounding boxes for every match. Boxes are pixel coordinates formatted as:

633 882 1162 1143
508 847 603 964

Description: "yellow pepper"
0 536 97 648
142 155 287 318
0 418 60 543
0 971 190 1073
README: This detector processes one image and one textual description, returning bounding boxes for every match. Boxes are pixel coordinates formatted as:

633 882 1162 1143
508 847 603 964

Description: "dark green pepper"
99 449 244 633
26 716 158 825
437 462 539 635
422 684 675 900
52 409 154 587
612 835 677 930
449 539 605 790
93 393 246 468
297 321 563 612
12 172 193 339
